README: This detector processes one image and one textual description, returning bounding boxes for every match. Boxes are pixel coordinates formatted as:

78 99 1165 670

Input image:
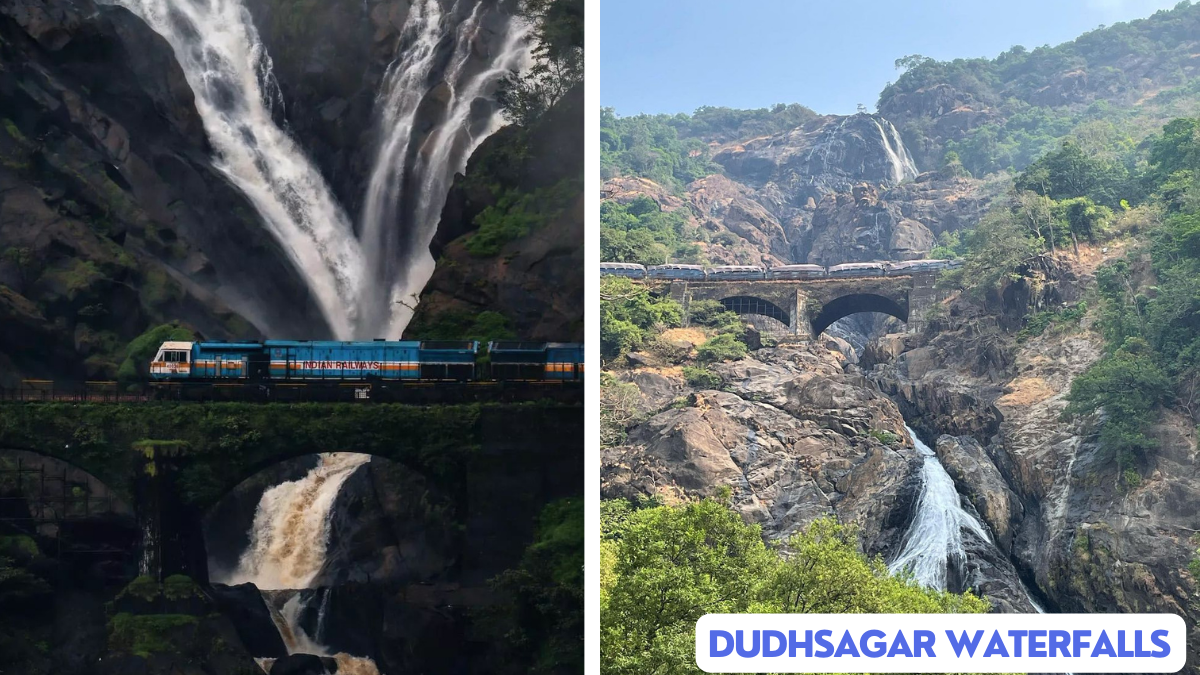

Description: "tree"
1055 196 1113 247
498 0 583 125
1065 337 1171 464
600 499 988 675
959 204 1043 298
600 277 683 360
601 373 644 447
1015 139 1129 208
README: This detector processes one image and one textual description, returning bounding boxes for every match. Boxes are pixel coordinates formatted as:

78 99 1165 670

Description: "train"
599 259 962 281
149 340 584 385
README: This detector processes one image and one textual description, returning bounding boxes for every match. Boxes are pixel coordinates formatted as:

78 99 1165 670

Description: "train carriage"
827 262 886 278
885 259 953 275
706 265 766 281
767 264 826 280
265 340 423 380
418 341 479 380
487 341 549 381
545 343 584 381
647 264 706 280
599 262 647 279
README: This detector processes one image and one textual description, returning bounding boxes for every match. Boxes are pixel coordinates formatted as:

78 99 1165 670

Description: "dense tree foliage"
1045 118 1200 479
600 197 702 265
600 498 988 674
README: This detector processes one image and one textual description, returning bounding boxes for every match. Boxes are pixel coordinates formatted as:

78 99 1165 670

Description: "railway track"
0 380 584 404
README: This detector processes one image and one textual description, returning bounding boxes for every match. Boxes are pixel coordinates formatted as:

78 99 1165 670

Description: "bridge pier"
134 441 208 582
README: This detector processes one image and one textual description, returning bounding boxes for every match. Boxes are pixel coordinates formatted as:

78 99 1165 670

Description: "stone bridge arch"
718 295 791 329
0 403 582 581
810 292 909 337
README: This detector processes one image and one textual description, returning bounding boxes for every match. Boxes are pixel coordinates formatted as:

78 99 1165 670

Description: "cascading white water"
872 118 919 184
108 0 530 339
105 0 366 340
888 426 992 590
358 0 530 337
212 452 380 674
220 452 370 589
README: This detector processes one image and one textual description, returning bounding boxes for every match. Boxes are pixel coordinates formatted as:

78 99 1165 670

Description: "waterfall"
212 452 380 674
105 0 365 340
872 118 919 184
357 0 530 338
107 0 530 339
888 425 992 590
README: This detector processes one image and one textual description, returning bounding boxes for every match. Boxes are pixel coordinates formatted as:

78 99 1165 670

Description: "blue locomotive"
149 339 583 384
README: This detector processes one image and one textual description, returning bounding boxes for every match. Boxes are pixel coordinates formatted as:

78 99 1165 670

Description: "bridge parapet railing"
0 381 146 403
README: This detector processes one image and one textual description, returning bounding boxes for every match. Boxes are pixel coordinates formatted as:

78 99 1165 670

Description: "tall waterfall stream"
887 425 993 589
889 425 1048 615
106 0 529 339
212 453 379 674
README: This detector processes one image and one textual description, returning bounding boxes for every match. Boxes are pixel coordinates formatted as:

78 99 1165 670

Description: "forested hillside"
601 4 1200 673
880 0 1200 175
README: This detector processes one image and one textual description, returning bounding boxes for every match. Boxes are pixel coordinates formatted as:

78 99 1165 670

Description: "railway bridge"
647 272 945 338
0 401 581 583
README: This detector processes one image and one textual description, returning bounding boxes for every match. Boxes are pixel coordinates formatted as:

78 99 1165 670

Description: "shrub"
682 365 721 389
695 333 747 363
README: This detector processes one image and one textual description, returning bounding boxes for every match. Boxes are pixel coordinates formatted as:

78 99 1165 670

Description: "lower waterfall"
889 425 1052 619
213 452 381 674
888 425 992 589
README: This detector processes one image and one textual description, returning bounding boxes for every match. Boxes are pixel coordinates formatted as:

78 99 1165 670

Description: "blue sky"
600 0 1185 116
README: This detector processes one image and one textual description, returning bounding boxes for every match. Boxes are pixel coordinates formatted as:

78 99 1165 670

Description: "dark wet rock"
209 583 289 659
414 85 584 342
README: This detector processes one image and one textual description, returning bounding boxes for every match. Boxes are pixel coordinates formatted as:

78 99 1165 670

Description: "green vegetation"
600 196 702 265
682 365 721 389
933 114 1199 481
694 332 747 363
498 0 582 125
881 2 1200 175
486 498 583 674
467 178 579 257
1058 119 1200 474
407 308 517 342
599 276 683 360
0 401 576 506
599 373 644 447
1016 301 1089 342
108 612 198 658
600 104 819 190
869 429 902 446
600 497 988 674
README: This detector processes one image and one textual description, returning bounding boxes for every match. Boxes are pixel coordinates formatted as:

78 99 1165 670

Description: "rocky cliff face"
412 85 585 341
864 254 1200 665
603 112 992 268
602 343 920 556
0 0 329 383
602 340 1039 611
